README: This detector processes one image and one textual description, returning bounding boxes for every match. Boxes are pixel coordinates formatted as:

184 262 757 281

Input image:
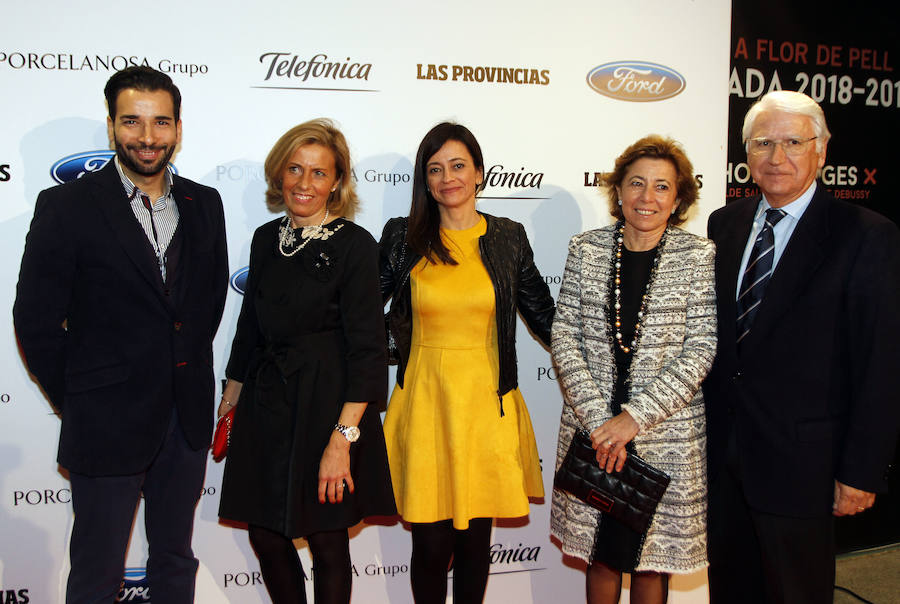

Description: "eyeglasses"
746 136 817 157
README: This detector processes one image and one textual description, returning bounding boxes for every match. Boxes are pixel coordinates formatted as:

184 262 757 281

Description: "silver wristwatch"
334 423 360 443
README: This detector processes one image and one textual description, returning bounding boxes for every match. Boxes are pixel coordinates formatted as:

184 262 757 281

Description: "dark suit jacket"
14 161 228 476
704 183 900 517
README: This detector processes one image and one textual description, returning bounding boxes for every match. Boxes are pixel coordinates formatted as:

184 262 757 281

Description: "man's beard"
114 138 176 177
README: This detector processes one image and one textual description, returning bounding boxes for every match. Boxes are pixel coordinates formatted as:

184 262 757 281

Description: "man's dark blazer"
14 161 228 477
704 183 900 517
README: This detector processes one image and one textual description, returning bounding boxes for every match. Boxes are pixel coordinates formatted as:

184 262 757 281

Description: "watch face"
344 426 360 442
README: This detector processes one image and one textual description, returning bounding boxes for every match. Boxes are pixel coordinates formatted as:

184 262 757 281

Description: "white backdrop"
0 2 731 602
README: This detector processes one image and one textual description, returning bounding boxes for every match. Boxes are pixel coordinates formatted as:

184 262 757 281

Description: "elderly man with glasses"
703 90 900 604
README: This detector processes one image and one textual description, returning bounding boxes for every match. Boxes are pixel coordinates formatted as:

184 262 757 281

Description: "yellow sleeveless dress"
383 216 544 530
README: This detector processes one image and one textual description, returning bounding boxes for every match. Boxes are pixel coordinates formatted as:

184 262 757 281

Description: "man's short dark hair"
104 66 182 122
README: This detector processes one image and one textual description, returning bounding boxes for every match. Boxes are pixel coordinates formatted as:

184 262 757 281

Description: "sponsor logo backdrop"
0 1 730 602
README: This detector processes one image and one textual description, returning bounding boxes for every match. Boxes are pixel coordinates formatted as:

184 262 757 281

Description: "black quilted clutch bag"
554 430 670 535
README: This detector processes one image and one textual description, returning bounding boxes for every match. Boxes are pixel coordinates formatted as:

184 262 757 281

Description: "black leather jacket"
379 213 555 407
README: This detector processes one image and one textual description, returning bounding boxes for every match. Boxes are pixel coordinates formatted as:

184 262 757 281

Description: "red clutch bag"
211 407 235 462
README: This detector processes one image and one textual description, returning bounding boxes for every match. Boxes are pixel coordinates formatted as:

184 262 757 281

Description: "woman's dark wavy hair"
407 122 485 265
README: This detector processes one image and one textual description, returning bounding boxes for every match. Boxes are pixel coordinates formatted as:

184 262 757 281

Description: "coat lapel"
715 197 758 349
91 162 170 307
171 177 195 307
739 186 830 355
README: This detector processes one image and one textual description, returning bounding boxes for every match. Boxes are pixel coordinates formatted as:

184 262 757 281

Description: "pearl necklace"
278 209 329 257
612 222 664 354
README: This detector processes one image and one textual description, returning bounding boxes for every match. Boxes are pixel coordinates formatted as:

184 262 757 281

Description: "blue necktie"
736 208 786 347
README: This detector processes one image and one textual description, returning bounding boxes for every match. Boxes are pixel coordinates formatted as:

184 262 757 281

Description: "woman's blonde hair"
264 118 359 218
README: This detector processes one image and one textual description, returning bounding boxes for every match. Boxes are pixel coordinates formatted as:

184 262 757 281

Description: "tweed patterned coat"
550 225 716 573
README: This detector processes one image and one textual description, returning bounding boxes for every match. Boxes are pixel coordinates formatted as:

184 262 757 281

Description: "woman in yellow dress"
379 122 555 603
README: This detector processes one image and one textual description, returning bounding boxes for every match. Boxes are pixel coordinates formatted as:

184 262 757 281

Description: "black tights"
586 561 669 604
410 518 493 604
248 524 351 604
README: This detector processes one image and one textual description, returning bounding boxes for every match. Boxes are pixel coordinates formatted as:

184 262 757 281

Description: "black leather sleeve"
513 222 555 347
378 217 405 302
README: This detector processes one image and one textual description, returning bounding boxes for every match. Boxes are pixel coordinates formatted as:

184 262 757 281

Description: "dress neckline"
440 215 486 238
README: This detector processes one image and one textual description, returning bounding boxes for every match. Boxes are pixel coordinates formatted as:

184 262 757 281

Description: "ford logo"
50 151 115 184
586 61 686 102
50 151 179 184
230 266 249 295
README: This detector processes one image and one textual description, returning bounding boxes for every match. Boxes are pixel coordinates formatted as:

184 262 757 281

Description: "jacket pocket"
66 362 130 393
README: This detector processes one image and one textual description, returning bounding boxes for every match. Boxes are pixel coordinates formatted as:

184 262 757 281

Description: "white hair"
742 90 831 154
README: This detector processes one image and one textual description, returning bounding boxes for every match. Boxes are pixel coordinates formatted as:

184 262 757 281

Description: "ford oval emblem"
230 266 249 295
587 61 686 102
50 151 179 184
50 151 115 184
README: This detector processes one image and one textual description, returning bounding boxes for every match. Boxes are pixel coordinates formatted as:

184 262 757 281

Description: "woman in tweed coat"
550 136 716 604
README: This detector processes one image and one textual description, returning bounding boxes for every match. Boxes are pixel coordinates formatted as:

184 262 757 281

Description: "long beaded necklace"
278 209 329 257
612 221 665 354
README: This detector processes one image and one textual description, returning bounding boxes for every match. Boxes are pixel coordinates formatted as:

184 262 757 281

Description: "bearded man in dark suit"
14 66 228 603
704 90 900 604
